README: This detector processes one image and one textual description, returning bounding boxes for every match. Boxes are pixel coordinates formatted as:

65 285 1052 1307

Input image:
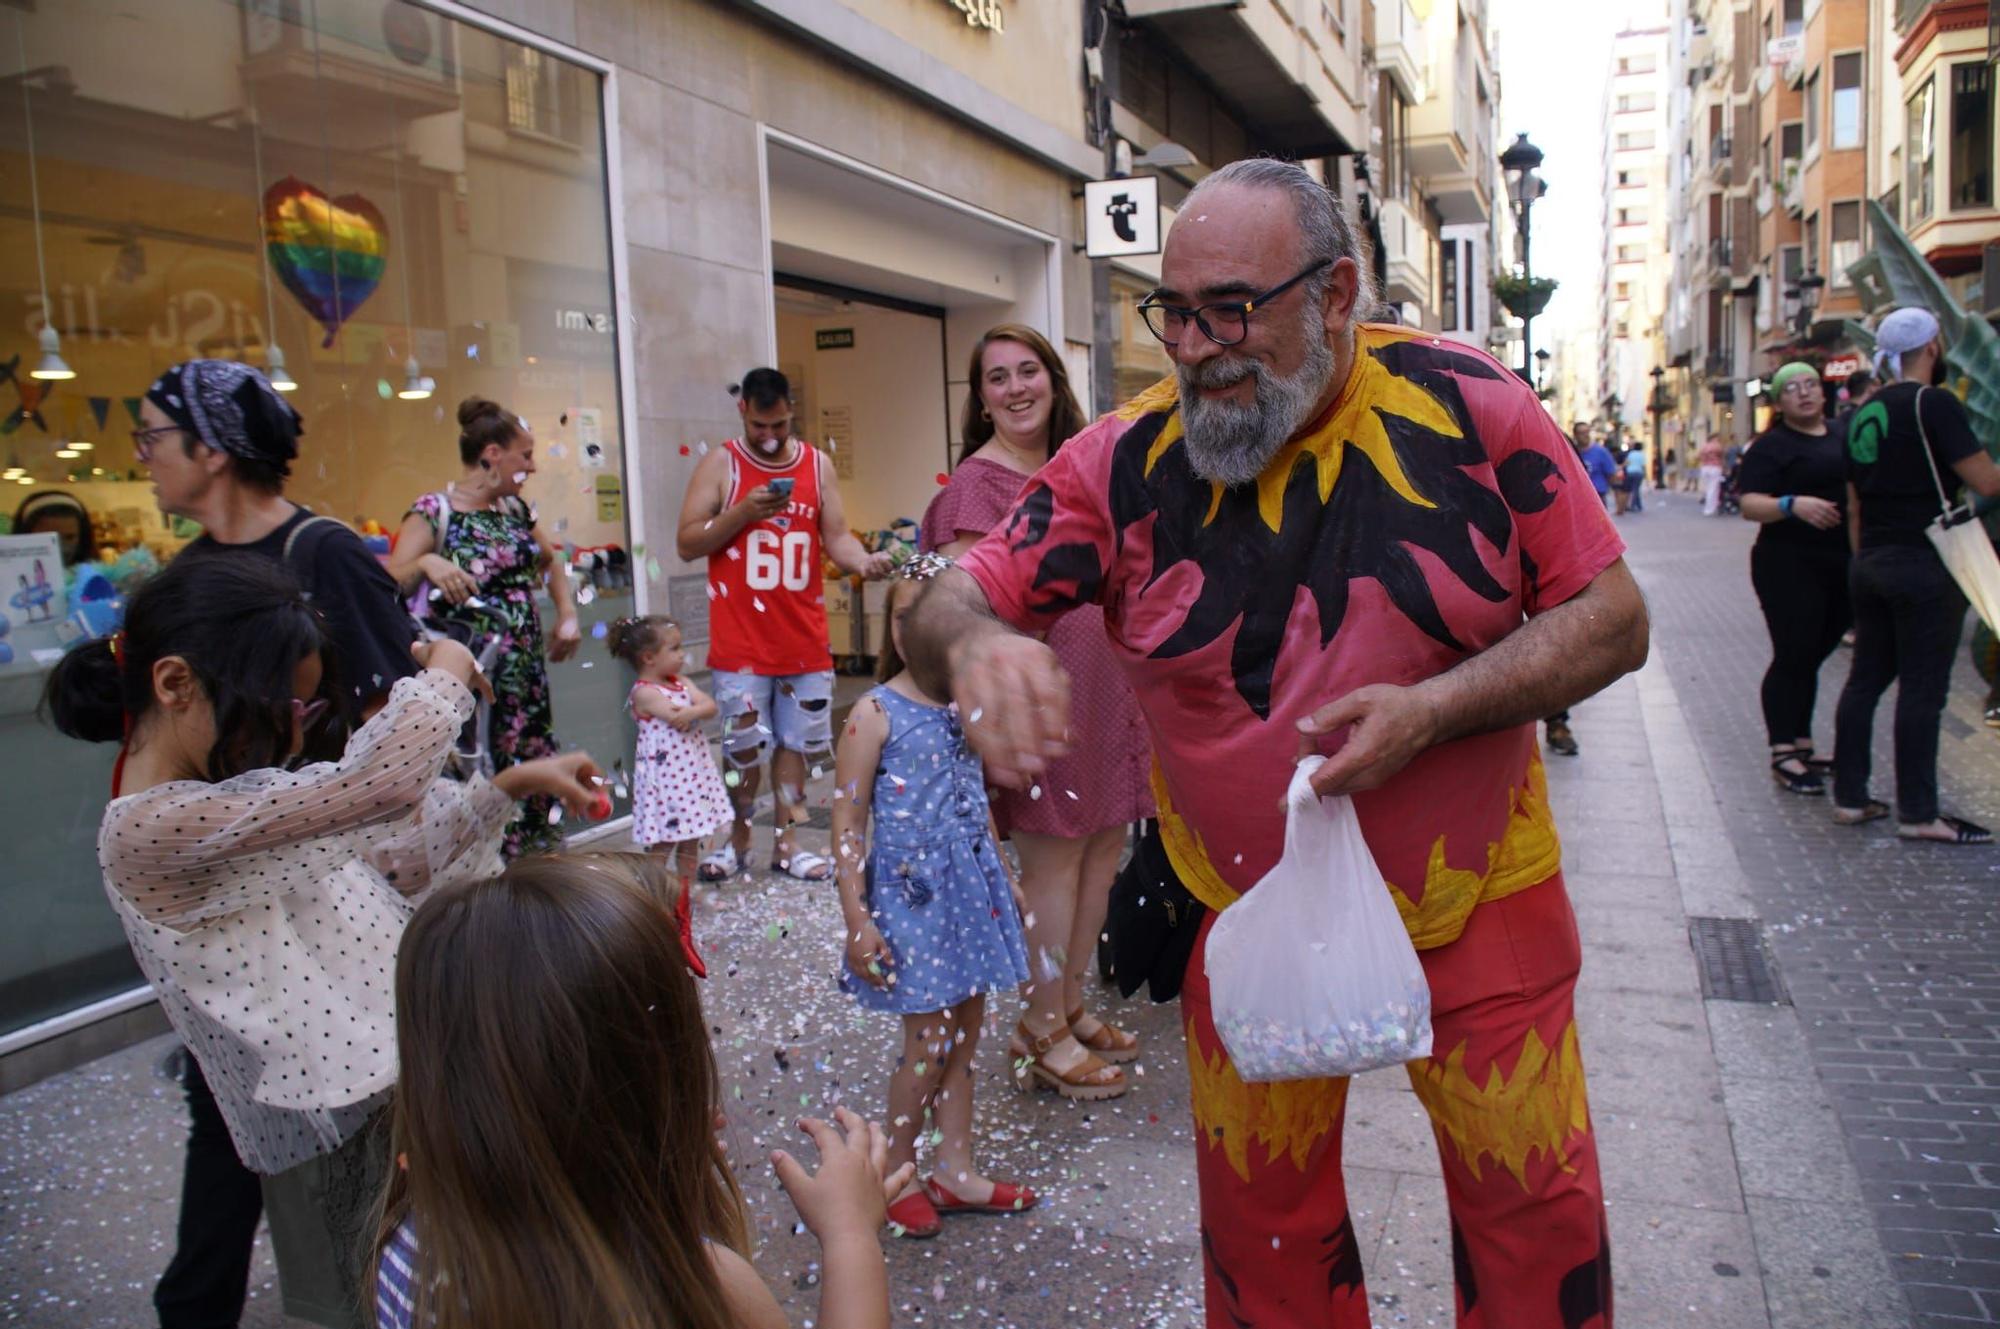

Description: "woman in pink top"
920 325 1154 1101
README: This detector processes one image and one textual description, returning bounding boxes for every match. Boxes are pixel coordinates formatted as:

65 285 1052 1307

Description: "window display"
0 0 631 1035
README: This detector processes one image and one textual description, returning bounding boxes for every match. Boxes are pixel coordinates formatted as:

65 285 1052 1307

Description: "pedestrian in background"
1833 307 2000 843
1698 434 1727 514
1624 445 1646 513
1578 426 1617 513
1736 362 1849 795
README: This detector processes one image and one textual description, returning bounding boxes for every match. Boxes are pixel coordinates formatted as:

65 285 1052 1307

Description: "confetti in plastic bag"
1203 757 1431 1082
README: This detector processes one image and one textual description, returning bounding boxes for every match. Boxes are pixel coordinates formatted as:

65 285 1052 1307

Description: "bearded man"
904 159 1646 1327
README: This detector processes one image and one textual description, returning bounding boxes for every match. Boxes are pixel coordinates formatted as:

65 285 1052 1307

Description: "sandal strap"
1067 1006 1138 1051
1014 1022 1120 1085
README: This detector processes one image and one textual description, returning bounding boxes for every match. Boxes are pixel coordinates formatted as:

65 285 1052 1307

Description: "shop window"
1832 53 1864 150
1951 63 1994 210
0 0 632 1034
1830 200 1862 286
1908 76 1936 222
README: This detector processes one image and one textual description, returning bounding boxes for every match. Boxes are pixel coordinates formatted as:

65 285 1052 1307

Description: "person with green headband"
1736 361 1848 794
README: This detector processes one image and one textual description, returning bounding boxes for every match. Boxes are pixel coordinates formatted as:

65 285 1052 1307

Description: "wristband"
1779 495 1796 518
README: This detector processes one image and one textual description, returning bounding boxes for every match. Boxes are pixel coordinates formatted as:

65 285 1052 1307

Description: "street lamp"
1534 347 1551 393
1648 364 1668 488
1500 132 1549 382
1783 270 1825 338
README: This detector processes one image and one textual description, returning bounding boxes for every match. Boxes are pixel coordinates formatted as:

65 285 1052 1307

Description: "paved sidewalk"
1624 493 2000 1327
0 497 1946 1327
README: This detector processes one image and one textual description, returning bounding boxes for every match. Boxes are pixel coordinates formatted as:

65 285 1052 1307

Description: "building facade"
1883 0 2000 315
1600 19 1674 444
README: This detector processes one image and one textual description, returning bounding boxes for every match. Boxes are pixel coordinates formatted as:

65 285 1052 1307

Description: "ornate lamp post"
1783 270 1826 338
1500 132 1550 381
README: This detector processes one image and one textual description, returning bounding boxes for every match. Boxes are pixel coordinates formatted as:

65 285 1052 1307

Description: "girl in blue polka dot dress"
832 555 1036 1239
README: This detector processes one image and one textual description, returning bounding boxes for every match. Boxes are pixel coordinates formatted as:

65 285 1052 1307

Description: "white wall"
774 301 951 536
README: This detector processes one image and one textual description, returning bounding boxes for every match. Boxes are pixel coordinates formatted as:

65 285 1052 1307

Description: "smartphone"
768 477 795 499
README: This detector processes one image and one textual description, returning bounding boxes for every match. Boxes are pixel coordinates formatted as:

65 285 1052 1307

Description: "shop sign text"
943 0 1003 32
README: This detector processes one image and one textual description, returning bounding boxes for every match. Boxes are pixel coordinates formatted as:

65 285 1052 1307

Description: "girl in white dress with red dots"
608 616 732 882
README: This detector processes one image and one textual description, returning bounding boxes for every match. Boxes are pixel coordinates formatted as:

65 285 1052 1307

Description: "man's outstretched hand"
1296 683 1442 798
949 633 1072 790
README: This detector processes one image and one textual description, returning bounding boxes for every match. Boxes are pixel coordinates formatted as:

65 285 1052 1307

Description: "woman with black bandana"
139 359 417 733
1736 361 1849 795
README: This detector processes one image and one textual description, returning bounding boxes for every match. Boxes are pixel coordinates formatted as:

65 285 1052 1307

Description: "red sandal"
923 1174 1039 1215
885 1186 942 1238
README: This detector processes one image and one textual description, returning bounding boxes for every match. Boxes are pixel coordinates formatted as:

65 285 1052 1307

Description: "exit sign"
815 328 856 350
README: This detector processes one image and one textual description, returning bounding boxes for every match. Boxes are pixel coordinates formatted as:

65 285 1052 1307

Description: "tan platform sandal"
1067 1005 1141 1065
1008 1022 1127 1101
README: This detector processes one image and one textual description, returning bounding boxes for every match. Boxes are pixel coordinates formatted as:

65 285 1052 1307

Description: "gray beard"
1176 328 1336 487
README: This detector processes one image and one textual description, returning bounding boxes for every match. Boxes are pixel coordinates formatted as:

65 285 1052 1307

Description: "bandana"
145 360 303 470
1768 362 1818 396
1872 307 1941 382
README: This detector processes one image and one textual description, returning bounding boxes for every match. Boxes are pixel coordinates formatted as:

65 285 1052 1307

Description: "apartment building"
1666 0 1869 450
1353 0 1506 345
1878 0 2000 314
1600 19 1674 441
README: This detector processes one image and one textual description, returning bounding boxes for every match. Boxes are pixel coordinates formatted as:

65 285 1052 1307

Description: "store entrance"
773 275 950 545
773 276 948 671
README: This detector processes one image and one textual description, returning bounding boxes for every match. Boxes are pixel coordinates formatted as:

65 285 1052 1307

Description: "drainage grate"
1688 916 1788 1004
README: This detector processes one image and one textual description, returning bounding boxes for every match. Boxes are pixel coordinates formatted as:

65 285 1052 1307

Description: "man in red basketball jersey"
677 368 894 881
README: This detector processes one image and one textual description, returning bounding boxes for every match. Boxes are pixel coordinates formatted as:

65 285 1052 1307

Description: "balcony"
1710 134 1732 179
1779 156 1803 215
1375 196 1432 309
1710 237 1733 268
1703 349 1732 378
1373 0 1428 104
1407 50 1492 224
1122 0 1361 155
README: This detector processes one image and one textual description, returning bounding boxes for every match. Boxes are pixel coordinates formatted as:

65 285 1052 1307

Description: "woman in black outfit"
1737 362 1849 795
1833 307 2000 842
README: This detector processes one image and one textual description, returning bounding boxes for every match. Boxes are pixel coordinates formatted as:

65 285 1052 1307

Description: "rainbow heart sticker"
263 177 388 348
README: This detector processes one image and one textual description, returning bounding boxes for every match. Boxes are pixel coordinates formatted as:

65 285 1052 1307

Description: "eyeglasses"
1136 259 1332 349
130 425 184 463
1779 379 1820 397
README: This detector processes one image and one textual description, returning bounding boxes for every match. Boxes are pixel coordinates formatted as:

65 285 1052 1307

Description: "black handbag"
1105 819 1209 1003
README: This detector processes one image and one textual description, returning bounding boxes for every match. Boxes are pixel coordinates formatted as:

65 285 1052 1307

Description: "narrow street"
4 491 1997 1327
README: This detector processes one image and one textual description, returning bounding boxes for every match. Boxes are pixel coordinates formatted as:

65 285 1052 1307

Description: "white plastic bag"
1204 757 1433 1082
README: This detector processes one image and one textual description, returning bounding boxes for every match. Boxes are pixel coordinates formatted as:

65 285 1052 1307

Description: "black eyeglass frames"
1135 259 1332 348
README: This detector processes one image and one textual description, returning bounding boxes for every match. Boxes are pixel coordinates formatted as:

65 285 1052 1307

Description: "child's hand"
844 920 894 989
665 705 696 732
770 1107 914 1238
411 638 493 702
493 750 603 816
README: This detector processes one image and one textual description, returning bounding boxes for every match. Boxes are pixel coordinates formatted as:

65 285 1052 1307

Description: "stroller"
411 596 509 780
1718 458 1744 516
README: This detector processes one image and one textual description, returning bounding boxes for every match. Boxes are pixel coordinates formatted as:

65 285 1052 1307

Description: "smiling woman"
919 323 1154 1103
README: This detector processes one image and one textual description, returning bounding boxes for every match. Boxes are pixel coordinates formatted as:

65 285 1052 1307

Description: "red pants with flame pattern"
1182 875 1611 1328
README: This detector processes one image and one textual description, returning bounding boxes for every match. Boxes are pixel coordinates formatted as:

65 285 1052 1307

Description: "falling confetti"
592 622 609 639
935 472 949 486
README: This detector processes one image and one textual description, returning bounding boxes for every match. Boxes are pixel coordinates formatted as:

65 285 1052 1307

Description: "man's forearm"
826 531 873 576
1418 564 1649 745
677 504 753 561
904 568 1008 699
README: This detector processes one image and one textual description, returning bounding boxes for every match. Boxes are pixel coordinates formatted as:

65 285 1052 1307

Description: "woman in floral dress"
389 397 582 857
